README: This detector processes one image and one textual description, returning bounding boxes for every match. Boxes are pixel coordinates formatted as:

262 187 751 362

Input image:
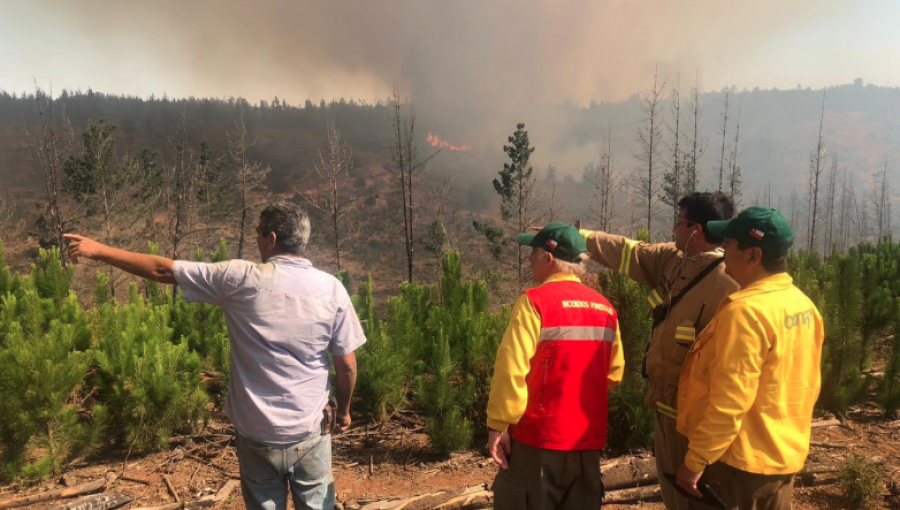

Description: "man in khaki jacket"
676 207 824 510
580 192 738 510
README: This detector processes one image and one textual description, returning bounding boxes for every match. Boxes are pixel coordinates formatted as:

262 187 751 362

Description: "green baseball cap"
517 222 588 263
706 206 794 254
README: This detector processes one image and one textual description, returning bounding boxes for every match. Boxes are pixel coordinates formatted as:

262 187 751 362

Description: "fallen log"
811 418 841 428
129 480 240 510
47 493 132 510
603 485 662 504
168 434 233 445
163 474 181 505
118 470 159 485
603 474 658 492
809 441 850 448
601 457 884 505
352 485 492 510
192 479 240 507
0 479 106 509
129 504 182 510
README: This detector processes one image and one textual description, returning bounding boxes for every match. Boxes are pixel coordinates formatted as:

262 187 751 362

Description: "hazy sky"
2 0 898 105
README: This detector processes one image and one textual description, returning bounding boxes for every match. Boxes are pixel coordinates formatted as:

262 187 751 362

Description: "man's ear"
749 246 763 265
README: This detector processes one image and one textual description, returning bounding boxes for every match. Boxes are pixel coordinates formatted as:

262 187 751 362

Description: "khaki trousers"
690 462 795 510
655 411 692 510
492 440 602 510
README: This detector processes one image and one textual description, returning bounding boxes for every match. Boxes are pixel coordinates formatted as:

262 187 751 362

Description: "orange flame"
427 132 470 152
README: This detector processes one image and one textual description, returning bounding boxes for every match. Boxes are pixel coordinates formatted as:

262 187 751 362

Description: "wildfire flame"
427 132 470 152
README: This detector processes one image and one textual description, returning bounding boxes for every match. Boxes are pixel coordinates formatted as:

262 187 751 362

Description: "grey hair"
258 202 311 256
536 249 589 278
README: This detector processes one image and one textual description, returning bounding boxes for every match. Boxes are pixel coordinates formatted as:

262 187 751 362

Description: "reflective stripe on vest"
540 325 617 342
647 288 664 309
619 239 638 276
657 402 678 420
675 325 696 345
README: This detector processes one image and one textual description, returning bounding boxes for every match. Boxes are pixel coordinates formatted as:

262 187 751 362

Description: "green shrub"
0 248 104 480
597 270 655 450
840 455 884 509
881 300 900 417
352 276 409 421
417 328 473 454
818 254 868 415
351 252 504 452
93 294 208 452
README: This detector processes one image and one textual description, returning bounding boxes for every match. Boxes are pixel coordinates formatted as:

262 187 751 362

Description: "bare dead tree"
825 155 837 255
807 90 827 251
718 85 731 192
634 67 666 238
661 73 682 235
164 113 220 262
167 113 191 262
298 121 360 271
422 175 466 281
585 124 615 232
0 192 25 256
387 85 439 282
728 98 743 208
872 156 890 239
62 119 139 295
684 72 705 194
789 189 799 241
27 88 75 264
545 164 563 222
858 193 870 245
194 140 230 255
838 169 851 252
227 107 271 259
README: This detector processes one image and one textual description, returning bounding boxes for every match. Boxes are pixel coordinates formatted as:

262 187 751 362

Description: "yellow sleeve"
579 229 679 288
684 302 767 473
486 294 541 432
607 324 624 389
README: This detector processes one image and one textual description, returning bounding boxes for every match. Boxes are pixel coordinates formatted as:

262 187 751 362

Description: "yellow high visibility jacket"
677 273 824 475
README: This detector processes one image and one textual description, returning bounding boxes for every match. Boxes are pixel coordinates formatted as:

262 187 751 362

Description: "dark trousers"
492 439 602 510
690 462 795 510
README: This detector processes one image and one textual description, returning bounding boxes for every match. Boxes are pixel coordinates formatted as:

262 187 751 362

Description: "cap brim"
516 233 537 246
706 219 732 239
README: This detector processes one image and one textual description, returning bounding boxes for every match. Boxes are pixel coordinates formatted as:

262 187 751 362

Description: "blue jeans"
236 430 335 510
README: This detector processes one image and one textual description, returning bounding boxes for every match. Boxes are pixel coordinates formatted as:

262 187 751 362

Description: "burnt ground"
1 405 899 509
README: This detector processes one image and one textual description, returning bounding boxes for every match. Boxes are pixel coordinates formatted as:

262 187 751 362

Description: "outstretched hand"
63 234 106 264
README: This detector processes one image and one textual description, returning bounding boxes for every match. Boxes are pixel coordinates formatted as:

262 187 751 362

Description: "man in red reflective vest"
486 222 625 510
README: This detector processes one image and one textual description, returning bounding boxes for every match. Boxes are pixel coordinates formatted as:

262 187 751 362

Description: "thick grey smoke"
2 0 859 160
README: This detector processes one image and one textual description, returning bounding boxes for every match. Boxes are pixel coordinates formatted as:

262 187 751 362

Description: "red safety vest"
510 281 619 451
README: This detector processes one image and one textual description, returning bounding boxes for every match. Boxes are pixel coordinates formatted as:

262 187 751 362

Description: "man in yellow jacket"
580 191 738 510
675 207 824 510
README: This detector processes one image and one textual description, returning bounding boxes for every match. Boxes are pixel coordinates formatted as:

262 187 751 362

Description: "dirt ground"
1 405 898 510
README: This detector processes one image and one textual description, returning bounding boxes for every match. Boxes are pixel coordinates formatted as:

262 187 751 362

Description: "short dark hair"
737 239 791 273
677 192 735 244
258 202 311 255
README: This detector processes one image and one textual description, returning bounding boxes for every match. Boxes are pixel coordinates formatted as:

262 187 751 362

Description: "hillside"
1 81 899 279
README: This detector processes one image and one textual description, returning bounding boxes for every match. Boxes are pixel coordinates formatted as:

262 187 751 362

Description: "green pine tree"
0 249 104 480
